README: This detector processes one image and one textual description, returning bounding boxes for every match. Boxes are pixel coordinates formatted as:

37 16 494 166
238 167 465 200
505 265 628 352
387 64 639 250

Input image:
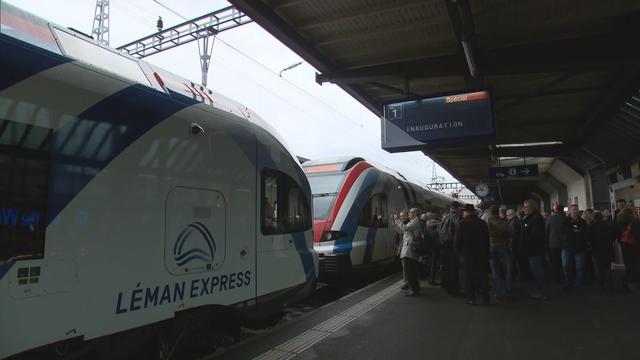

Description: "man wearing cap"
455 204 490 305
439 201 463 295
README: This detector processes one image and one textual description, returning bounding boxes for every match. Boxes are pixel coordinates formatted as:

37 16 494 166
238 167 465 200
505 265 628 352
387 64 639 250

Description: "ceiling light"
495 141 563 148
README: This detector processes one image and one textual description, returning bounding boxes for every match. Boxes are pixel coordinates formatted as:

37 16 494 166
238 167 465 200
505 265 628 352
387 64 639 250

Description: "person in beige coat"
393 208 423 296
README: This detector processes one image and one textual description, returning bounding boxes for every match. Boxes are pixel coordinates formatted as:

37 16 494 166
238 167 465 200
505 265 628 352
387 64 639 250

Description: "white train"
302 157 453 277
0 4 317 359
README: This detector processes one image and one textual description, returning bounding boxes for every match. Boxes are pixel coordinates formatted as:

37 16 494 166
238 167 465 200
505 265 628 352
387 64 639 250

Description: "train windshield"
308 173 345 220
0 119 50 263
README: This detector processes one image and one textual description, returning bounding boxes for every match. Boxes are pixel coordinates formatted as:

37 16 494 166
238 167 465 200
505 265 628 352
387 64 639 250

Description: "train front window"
358 193 389 228
261 169 312 235
0 119 51 263
308 173 345 220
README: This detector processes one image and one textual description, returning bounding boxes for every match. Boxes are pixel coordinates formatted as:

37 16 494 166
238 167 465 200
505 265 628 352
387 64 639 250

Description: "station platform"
208 273 640 360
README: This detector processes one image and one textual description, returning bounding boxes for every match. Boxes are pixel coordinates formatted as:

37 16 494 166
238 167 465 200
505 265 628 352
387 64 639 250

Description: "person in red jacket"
617 207 640 291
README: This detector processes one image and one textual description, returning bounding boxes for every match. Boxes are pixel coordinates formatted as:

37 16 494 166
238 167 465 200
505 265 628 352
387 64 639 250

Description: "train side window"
0 120 51 263
358 193 388 228
261 169 311 235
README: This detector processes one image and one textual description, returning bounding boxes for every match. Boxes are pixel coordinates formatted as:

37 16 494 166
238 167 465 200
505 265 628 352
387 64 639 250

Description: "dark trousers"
584 250 594 284
402 257 420 293
549 247 563 283
592 252 613 290
441 243 459 294
429 248 441 284
621 244 639 285
515 251 532 281
465 263 489 303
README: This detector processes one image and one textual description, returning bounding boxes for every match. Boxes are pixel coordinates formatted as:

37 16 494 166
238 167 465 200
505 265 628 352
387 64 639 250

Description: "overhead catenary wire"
140 0 450 183
81 0 450 183
210 67 395 171
147 0 378 138
151 0 188 20
111 0 157 30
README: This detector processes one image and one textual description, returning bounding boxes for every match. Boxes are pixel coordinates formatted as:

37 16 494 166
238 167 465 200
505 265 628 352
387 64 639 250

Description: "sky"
5 0 465 190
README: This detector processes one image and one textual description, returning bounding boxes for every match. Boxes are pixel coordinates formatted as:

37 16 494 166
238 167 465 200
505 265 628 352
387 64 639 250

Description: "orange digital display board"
304 165 339 173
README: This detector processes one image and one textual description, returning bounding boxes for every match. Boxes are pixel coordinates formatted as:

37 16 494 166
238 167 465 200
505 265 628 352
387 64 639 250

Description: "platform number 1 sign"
386 104 403 121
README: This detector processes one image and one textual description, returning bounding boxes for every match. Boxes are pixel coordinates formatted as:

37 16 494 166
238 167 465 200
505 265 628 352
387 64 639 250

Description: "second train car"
303 157 452 277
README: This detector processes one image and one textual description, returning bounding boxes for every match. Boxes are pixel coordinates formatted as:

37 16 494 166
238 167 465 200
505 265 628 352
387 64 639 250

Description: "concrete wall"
548 160 589 210
537 173 568 209
589 168 610 211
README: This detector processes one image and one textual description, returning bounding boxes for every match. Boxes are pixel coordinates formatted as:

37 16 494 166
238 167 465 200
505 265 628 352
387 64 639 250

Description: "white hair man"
393 208 422 296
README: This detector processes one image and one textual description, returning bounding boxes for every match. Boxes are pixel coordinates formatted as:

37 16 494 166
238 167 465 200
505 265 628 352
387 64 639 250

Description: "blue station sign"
381 90 495 152
488 165 539 179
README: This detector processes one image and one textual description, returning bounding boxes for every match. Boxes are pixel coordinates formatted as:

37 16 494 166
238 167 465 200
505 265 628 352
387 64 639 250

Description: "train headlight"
321 230 348 242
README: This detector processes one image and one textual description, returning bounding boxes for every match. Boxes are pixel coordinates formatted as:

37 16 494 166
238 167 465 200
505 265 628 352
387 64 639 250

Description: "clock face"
475 183 489 197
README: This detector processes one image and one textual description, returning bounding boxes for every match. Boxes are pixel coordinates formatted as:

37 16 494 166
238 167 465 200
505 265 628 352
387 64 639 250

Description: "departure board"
381 90 495 151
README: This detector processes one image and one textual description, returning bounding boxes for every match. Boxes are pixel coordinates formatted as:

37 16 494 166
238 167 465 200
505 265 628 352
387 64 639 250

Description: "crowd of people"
391 198 640 305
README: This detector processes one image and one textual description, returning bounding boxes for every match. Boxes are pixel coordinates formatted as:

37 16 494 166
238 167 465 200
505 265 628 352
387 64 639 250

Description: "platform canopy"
230 0 640 205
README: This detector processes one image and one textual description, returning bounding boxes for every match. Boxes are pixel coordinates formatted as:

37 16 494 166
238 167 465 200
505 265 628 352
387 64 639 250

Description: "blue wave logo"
173 222 216 267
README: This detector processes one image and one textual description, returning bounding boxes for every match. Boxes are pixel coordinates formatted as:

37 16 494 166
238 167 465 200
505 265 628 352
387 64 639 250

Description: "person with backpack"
440 201 463 295
423 212 441 285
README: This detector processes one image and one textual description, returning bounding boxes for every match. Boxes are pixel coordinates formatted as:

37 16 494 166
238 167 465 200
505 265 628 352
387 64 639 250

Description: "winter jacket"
486 214 508 250
563 217 588 252
545 212 567 249
439 211 462 246
620 220 640 247
507 216 522 253
393 217 422 260
587 219 615 258
522 212 546 257
454 215 490 269
425 219 440 249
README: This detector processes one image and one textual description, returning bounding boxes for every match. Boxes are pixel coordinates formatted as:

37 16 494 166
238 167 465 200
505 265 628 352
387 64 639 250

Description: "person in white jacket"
393 208 423 296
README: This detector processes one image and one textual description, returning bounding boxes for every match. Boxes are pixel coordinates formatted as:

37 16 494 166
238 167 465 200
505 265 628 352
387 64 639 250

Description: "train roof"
303 156 414 183
303 156 411 185
0 2 295 160
303 156 461 205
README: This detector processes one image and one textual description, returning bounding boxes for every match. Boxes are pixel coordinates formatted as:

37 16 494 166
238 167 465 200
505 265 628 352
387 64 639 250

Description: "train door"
204 122 257 305
257 168 310 295
357 193 391 263
161 114 257 307
165 187 227 276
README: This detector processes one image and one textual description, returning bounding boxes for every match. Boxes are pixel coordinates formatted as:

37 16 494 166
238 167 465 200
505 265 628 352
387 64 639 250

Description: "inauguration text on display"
381 90 496 152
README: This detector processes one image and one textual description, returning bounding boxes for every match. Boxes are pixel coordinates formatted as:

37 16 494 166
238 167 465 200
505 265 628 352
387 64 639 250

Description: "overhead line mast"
116 5 252 87
91 0 110 46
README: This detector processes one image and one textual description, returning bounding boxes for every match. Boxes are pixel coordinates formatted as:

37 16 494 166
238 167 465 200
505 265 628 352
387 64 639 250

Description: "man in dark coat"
562 204 588 290
545 204 567 284
588 211 616 291
522 199 547 300
507 209 529 281
455 204 490 305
